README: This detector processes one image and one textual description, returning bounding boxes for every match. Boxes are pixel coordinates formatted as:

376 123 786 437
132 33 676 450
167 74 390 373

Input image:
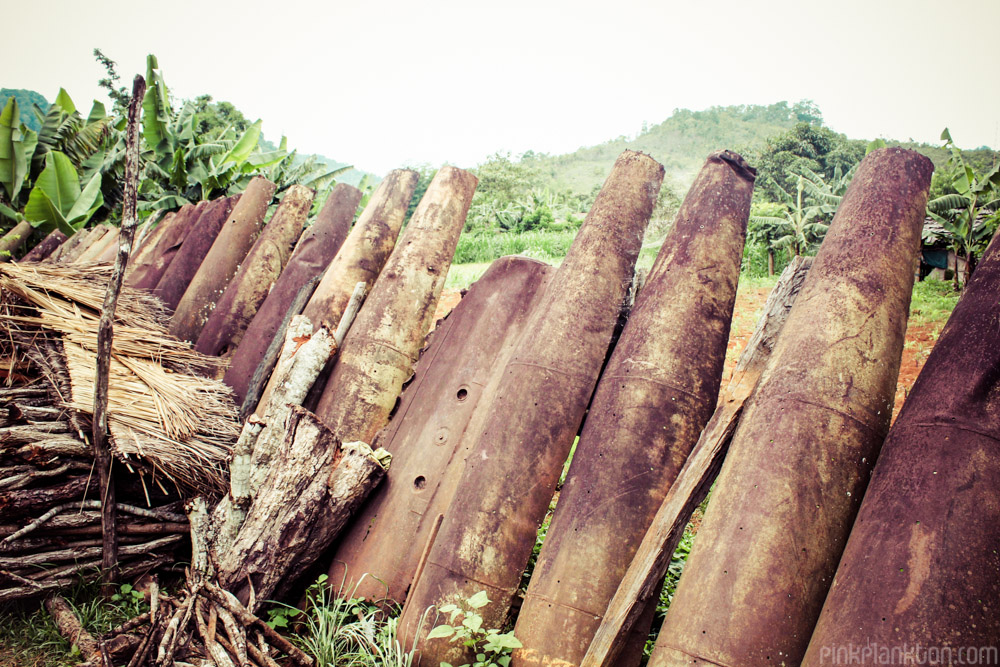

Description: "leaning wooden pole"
92 74 145 589
581 255 812 667
514 150 755 667
646 147 933 667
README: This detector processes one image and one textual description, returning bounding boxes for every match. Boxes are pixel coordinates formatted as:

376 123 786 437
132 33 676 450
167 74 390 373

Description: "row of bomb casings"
301 148 995 666
19 147 997 666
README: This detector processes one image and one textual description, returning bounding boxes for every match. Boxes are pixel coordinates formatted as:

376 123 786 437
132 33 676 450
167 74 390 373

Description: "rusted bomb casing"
169 177 275 342
20 229 66 262
132 210 174 257
400 150 663 665
152 197 238 311
514 151 755 667
0 221 33 262
311 165 477 444
301 170 418 332
47 227 89 263
76 226 120 263
95 228 126 263
253 167 475 589
223 183 362 404
194 184 313 359
326 256 555 604
802 233 1000 662
252 169 418 416
127 204 202 288
647 147 934 667
60 225 108 263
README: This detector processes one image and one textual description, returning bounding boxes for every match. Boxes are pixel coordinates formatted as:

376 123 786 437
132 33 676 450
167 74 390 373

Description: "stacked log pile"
0 262 238 604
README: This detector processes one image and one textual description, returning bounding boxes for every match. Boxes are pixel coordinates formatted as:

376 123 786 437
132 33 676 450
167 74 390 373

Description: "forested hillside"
0 88 49 131
531 101 819 194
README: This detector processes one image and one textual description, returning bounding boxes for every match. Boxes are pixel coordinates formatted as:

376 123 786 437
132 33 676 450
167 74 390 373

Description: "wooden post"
92 74 145 589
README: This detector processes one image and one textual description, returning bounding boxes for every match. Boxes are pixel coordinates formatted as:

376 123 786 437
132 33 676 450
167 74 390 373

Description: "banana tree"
139 55 287 210
0 98 38 208
752 174 831 258
926 128 1000 289
22 151 104 235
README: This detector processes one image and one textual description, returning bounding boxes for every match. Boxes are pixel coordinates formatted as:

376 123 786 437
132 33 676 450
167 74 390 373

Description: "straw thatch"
0 262 239 495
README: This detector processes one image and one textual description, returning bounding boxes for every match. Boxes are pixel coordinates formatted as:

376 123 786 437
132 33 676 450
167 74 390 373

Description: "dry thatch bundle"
0 262 239 495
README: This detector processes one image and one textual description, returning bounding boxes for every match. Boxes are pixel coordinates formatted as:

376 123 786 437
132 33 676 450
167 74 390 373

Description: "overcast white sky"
6 0 998 176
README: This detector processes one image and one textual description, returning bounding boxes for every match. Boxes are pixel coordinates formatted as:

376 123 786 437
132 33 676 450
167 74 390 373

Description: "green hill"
0 88 49 131
532 101 818 194
529 101 996 197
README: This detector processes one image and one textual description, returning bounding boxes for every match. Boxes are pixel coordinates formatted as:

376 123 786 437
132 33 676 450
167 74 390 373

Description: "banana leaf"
24 151 103 235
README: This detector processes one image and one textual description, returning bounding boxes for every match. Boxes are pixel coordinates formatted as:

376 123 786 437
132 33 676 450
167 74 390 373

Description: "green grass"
0 580 149 667
908 278 960 329
453 229 577 265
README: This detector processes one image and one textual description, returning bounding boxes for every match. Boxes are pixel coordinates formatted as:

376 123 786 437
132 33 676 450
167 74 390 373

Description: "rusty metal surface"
76 226 119 263
223 183 361 404
151 196 238 309
252 169 418 416
312 165 477 443
45 228 87 263
20 230 66 262
300 170 418 331
648 147 934 667
169 177 276 342
326 256 555 604
60 225 108 263
801 232 1000 663
399 150 663 665
194 184 313 359
514 151 754 667
127 205 202 288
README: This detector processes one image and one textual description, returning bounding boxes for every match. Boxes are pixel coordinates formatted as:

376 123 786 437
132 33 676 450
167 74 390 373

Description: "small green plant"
109 582 148 619
426 591 522 667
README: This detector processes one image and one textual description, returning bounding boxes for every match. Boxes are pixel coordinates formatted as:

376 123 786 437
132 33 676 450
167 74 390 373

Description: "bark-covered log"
224 182 361 406
151 196 238 310
215 406 389 609
20 229 67 262
0 221 33 262
194 184 312 359
45 594 103 664
170 177 277 342
46 227 87 263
